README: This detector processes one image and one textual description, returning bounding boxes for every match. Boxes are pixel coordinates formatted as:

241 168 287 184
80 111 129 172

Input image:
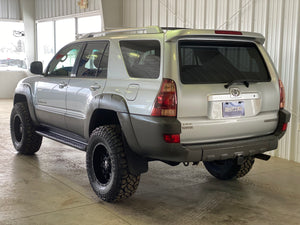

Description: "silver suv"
10 27 290 202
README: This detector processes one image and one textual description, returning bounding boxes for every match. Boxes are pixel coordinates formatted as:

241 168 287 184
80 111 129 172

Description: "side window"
120 40 161 79
77 41 109 78
47 43 82 76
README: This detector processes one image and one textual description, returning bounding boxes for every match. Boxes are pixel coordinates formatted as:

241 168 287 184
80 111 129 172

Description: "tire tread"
204 157 255 180
87 125 140 202
10 102 42 155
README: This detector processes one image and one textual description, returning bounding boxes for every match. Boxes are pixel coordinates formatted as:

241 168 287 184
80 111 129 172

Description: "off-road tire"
10 102 42 155
86 125 140 202
203 157 255 180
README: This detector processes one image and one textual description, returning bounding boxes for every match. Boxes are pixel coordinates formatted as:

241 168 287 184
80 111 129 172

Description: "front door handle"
58 82 67 89
90 85 101 91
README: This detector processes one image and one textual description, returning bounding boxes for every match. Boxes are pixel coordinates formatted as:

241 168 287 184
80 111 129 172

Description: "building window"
37 21 54 67
55 18 76 51
37 15 102 68
78 15 101 34
0 21 26 70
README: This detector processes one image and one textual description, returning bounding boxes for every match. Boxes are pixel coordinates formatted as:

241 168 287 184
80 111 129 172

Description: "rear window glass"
179 41 270 84
120 40 161 79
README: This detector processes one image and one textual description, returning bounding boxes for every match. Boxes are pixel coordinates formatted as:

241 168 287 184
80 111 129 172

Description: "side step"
36 129 88 151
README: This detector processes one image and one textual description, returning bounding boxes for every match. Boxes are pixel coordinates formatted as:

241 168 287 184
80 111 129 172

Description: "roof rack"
80 26 163 39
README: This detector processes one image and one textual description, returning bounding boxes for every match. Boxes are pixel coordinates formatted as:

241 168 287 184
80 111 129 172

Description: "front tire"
86 125 140 202
203 157 255 180
10 102 42 155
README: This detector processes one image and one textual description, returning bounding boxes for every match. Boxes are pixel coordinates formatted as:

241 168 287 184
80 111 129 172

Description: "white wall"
0 70 27 99
123 0 300 163
0 0 21 20
35 0 101 20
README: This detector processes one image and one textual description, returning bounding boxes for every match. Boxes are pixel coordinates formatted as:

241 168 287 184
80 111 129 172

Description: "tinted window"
179 41 270 84
77 42 109 78
120 40 161 79
47 43 82 76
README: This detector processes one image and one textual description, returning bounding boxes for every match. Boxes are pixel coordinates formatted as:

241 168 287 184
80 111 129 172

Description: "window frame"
75 40 110 79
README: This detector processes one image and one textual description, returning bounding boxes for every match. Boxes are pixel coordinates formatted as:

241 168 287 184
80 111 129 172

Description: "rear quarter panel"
103 35 164 116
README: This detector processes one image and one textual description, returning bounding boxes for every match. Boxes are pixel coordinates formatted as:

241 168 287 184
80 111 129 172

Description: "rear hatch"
175 38 279 144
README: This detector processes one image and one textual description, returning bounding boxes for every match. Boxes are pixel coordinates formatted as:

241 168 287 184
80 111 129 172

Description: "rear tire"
10 102 42 155
86 125 140 202
203 157 254 180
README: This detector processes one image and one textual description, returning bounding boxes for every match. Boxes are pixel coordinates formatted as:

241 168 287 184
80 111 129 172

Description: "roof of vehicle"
77 26 265 44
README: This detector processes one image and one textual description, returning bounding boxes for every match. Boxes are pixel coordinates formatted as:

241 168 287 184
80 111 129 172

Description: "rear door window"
120 40 161 79
179 41 270 84
77 41 109 78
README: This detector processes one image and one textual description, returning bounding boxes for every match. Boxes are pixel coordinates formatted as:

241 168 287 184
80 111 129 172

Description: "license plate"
222 101 245 118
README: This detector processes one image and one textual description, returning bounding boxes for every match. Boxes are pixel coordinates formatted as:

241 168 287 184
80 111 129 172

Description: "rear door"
65 41 109 136
176 40 279 144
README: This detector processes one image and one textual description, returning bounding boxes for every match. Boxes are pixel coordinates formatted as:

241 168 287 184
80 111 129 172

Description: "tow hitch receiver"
255 154 271 161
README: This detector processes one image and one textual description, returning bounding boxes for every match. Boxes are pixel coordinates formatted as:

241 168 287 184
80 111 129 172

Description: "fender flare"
87 94 148 175
14 83 39 126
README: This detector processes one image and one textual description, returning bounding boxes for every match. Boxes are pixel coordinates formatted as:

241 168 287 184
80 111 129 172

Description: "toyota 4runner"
10 26 290 202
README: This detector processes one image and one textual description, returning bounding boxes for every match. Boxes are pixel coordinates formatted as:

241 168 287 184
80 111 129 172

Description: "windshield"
179 41 270 84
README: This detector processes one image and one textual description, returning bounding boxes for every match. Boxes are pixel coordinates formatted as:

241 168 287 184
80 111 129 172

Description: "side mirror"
30 61 43 75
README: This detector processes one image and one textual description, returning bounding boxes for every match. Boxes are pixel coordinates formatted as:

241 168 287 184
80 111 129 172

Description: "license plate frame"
222 101 245 118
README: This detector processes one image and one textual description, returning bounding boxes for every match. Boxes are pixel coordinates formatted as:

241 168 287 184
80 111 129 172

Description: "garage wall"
35 0 101 20
0 0 21 20
123 0 300 163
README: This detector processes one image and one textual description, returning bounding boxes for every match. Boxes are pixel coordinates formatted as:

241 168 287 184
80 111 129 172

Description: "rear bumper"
187 135 278 162
126 109 290 162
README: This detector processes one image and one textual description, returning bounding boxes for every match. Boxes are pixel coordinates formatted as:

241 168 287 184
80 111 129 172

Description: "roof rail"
80 26 163 39
161 27 187 30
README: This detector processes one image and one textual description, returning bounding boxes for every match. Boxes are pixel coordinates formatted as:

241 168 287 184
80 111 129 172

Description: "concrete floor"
0 99 300 225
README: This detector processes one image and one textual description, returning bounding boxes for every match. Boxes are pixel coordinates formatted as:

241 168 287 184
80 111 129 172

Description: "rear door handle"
58 82 68 88
90 85 101 91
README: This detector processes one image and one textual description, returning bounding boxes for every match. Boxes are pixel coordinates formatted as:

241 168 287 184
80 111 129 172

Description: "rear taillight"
282 123 288 132
163 134 180 143
279 79 285 109
151 79 177 117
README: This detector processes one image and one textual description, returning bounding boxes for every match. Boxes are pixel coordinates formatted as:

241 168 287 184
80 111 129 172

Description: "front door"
35 43 83 129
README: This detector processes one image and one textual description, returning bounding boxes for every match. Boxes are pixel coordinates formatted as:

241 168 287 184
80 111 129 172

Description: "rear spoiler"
165 29 265 44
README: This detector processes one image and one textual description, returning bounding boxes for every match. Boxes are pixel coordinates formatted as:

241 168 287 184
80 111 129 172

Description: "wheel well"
14 94 27 105
89 109 120 135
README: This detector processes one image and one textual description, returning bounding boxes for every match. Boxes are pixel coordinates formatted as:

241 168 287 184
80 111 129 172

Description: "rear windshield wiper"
224 80 261 89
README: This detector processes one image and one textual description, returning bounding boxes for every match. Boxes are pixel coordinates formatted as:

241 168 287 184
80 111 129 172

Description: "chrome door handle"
90 85 101 91
58 82 67 88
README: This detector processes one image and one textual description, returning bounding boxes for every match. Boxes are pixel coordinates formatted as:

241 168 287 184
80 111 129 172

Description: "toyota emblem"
230 88 241 97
